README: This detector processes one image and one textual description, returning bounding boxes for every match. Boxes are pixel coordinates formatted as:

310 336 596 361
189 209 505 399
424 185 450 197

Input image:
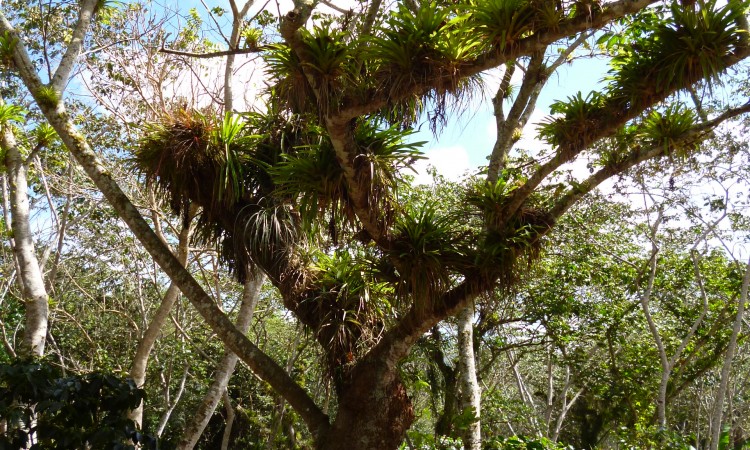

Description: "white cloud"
412 146 472 185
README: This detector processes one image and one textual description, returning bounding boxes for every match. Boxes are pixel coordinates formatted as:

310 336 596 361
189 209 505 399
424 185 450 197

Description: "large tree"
2 0 750 448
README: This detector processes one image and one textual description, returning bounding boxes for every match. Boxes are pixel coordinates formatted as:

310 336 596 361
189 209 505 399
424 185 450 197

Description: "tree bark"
457 305 481 450
128 206 195 427
316 350 414 450
2 126 48 358
177 268 264 449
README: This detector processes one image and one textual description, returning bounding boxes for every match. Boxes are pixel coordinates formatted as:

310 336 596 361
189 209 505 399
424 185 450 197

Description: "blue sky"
411 56 611 182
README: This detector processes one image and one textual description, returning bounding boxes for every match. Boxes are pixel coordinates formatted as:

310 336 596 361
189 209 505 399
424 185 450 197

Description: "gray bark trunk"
457 305 481 450
2 126 48 357
176 269 264 449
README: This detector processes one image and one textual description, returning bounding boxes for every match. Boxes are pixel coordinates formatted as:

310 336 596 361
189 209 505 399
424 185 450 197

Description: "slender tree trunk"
638 209 670 428
220 391 235 450
551 366 583 442
128 206 196 427
177 268 264 449
2 126 48 357
156 362 190 437
267 325 304 449
430 327 458 438
457 305 481 450
709 255 750 450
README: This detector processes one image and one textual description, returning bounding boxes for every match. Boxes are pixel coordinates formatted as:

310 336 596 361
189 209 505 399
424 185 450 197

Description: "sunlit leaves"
0 103 25 128
537 91 608 148
638 104 697 155
467 0 537 51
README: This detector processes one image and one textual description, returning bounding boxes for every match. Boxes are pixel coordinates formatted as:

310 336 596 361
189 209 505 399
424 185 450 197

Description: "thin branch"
159 45 265 59
320 0 351 14
199 0 232 45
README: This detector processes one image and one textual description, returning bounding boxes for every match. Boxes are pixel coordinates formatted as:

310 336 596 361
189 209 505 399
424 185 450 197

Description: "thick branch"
488 50 547 183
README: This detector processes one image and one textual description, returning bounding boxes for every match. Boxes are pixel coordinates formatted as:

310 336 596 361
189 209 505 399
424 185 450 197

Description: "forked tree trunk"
2 127 48 357
177 269 264 449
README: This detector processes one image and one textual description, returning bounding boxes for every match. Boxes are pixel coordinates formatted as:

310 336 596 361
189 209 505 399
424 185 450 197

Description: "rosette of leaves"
270 132 351 242
135 109 256 217
606 0 747 110
389 203 470 309
264 43 314 113
537 91 608 151
352 119 426 223
466 0 537 51
638 103 697 156
465 178 552 286
298 25 355 115
135 109 265 279
367 2 485 128
309 250 390 370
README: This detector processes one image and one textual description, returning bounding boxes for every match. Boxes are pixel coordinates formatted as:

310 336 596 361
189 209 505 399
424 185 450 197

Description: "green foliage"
367 2 485 129
390 203 468 305
240 201 299 271
0 359 154 449
135 109 257 218
34 85 60 108
0 31 18 66
242 26 263 50
607 0 747 107
468 0 536 51
264 44 312 113
310 249 391 367
0 103 25 127
299 25 353 113
638 104 697 155
33 123 58 147
538 91 608 148
484 435 567 449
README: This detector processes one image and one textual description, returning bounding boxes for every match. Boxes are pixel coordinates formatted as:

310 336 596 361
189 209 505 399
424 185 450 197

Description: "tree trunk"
430 327 458 438
177 269 264 449
709 255 750 450
128 206 195 427
220 391 235 450
317 359 414 450
457 305 481 450
2 126 48 357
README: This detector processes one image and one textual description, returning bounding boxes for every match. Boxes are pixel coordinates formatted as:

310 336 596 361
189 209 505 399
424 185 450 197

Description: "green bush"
0 359 155 450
